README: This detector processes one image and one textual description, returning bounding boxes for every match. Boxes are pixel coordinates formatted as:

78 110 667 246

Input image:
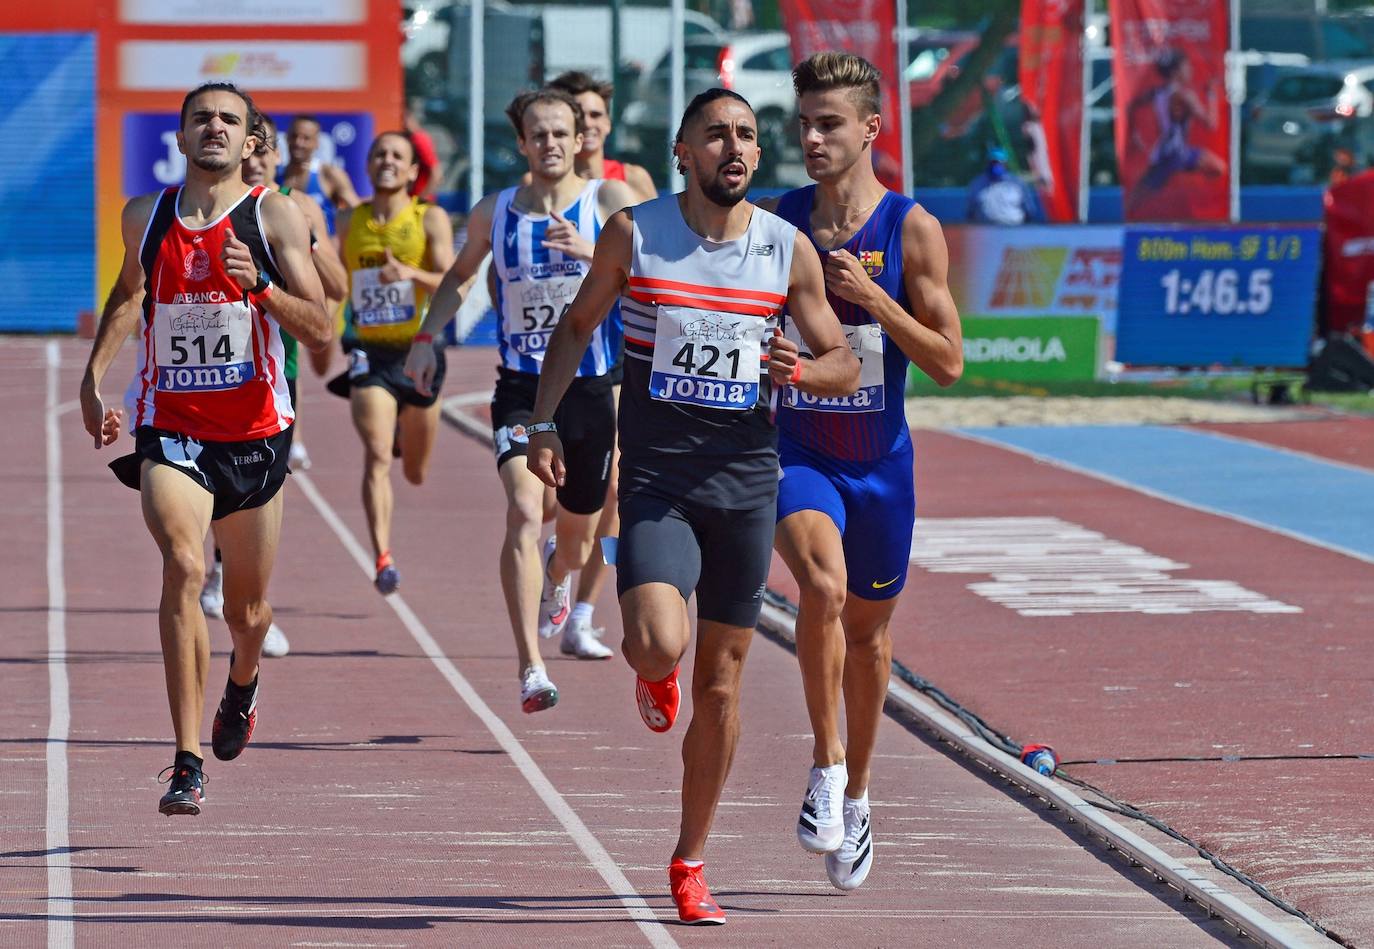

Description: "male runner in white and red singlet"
79 82 330 816
528 89 859 924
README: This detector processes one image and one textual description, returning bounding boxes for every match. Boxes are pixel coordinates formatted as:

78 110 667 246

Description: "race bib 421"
650 306 766 410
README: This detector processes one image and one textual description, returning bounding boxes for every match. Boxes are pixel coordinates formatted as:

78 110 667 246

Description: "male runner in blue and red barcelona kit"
764 52 963 891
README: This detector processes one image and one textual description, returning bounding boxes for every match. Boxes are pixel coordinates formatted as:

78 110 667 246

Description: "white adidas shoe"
797 763 846 853
560 616 612 659
537 536 571 639
288 441 312 471
200 562 224 618
261 623 290 658
825 794 874 890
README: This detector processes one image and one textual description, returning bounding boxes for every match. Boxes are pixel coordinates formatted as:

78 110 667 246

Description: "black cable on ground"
760 588 1347 947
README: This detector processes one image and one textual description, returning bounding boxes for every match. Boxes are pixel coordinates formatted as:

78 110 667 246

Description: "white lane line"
45 341 74 948
950 428 1374 567
291 472 678 949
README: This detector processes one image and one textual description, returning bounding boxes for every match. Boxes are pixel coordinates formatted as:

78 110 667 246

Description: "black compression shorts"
616 488 775 628
491 367 615 516
326 344 445 409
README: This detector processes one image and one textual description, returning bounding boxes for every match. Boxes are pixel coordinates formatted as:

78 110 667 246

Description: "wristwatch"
525 421 557 436
251 270 272 296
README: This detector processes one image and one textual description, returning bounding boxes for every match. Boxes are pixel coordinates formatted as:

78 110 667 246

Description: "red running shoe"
635 666 680 733
669 859 725 925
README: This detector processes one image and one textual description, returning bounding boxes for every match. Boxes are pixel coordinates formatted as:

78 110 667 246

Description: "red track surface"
861 426 1373 946
1190 418 1374 470
1 339 1244 947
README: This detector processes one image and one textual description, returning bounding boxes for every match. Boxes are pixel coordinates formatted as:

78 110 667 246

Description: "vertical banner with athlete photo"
1109 0 1230 222
778 0 903 190
1018 0 1084 222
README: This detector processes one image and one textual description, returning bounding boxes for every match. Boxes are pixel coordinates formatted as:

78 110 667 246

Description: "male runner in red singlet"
79 82 330 816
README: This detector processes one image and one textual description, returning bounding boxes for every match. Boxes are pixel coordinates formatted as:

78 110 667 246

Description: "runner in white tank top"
524 89 860 926
404 88 637 714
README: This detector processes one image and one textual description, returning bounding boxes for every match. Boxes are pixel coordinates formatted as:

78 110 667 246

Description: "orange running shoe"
669 859 725 925
635 666 680 733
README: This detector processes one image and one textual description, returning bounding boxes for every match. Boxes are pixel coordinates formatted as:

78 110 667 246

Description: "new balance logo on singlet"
749 243 775 256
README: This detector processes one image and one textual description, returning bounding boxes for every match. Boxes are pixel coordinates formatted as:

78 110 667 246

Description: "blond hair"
792 52 882 117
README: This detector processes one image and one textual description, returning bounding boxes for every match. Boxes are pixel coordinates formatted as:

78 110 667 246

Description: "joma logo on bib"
157 362 255 391
650 374 757 407
785 385 882 412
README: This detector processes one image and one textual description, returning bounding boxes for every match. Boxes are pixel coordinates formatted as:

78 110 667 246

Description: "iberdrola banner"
778 0 903 190
1019 0 1084 222
1109 0 1230 221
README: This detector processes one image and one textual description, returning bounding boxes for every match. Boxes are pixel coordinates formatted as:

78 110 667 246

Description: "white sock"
677 858 703 868
846 792 869 810
571 602 594 628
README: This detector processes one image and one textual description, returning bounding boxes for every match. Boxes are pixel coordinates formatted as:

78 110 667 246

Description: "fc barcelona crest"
858 250 884 277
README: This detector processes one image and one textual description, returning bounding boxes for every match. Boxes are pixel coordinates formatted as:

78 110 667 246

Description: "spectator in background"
966 146 1045 225
405 103 442 202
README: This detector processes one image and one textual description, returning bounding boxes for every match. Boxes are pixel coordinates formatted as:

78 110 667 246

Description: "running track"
0 337 1342 946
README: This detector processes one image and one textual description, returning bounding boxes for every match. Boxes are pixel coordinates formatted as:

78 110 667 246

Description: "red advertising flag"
1109 0 1230 221
1019 0 1084 222
1321 169 1374 337
778 0 903 190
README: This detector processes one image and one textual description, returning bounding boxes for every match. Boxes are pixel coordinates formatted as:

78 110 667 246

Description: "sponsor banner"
1109 0 1230 222
1321 169 1374 336
958 316 1100 382
945 225 1122 331
119 0 365 24
121 112 373 198
778 0 903 190
1018 0 1084 222
120 41 367 91
1116 225 1320 366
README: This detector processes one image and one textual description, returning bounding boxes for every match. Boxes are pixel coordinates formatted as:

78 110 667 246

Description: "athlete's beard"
190 152 234 173
698 163 751 208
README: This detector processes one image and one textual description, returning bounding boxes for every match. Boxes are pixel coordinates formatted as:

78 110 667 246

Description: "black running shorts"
491 367 615 516
110 425 293 521
616 488 775 629
326 344 445 409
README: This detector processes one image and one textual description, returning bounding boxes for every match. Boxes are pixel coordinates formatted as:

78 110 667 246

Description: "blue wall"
0 34 95 332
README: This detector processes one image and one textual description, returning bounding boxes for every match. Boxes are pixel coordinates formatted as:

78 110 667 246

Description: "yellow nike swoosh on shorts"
871 575 900 590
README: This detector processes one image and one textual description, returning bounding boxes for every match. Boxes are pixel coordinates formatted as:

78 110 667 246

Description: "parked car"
620 32 800 179
1246 62 1374 182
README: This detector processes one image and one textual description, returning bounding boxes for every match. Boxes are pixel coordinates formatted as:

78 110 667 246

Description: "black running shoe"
211 668 259 762
158 762 207 816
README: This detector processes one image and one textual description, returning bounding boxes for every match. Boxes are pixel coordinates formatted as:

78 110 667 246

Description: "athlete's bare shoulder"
120 192 161 244
258 188 310 235
901 202 946 249
621 162 658 201
597 178 638 214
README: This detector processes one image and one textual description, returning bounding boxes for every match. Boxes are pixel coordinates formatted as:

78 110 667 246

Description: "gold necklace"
818 195 882 237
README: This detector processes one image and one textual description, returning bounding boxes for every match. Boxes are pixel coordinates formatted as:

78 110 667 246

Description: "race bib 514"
153 299 255 392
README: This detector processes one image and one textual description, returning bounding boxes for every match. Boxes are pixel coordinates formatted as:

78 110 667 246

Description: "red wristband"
413 332 434 345
789 359 803 385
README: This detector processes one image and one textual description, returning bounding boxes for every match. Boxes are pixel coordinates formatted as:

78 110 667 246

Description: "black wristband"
251 270 271 295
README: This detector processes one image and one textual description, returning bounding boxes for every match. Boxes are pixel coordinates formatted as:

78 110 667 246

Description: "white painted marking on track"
911 516 1301 616
292 472 679 949
952 428 1374 567
44 341 74 949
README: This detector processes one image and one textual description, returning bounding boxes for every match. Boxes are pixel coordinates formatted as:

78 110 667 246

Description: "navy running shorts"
777 439 916 601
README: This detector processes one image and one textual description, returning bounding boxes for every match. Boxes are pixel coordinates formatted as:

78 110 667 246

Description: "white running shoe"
288 441 312 471
537 536 571 640
200 562 224 619
825 794 874 891
797 763 847 853
520 665 559 714
262 623 290 658
560 616 613 659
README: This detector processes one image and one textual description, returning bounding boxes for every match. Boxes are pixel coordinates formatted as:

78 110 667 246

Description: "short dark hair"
673 88 753 148
369 129 418 165
289 114 321 130
549 70 615 103
179 82 269 154
793 52 882 117
505 87 585 137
